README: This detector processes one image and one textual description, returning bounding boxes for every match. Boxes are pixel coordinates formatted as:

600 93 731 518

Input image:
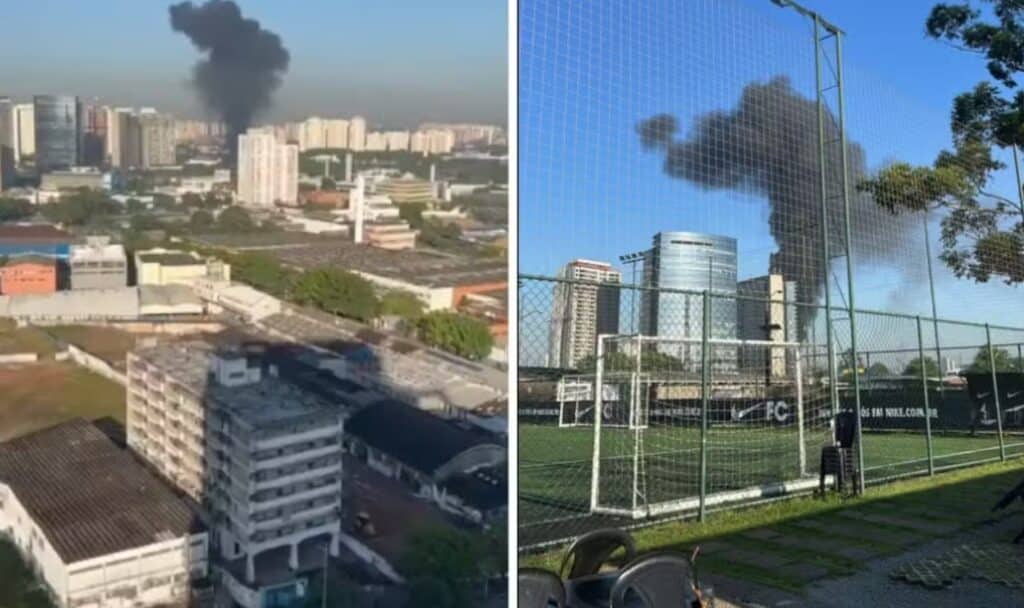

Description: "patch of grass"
0 324 58 357
0 362 125 441
521 458 1024 573
44 325 138 365
0 539 54 608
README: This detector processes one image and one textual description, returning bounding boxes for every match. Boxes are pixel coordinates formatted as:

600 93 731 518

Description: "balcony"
252 462 339 492
252 444 339 471
248 480 341 512
253 425 342 452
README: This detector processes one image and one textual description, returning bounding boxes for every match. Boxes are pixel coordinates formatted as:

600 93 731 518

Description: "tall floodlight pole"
774 0 865 492
812 15 838 418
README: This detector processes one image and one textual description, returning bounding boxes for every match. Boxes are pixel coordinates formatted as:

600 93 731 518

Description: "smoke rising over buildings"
637 76 918 325
169 0 289 159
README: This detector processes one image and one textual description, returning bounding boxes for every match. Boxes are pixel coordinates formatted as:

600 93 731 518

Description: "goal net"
589 334 834 519
557 374 649 429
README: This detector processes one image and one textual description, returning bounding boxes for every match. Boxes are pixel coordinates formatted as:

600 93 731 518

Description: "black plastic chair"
609 552 700 608
519 568 567 608
559 528 637 580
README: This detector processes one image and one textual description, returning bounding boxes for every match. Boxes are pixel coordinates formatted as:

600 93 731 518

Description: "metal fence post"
631 335 642 516
589 335 606 512
698 290 711 522
985 324 1006 462
916 316 935 475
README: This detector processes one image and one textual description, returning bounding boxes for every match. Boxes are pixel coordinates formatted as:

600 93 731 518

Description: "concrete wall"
66 344 126 385
70 268 127 291
0 482 69 603
0 352 38 364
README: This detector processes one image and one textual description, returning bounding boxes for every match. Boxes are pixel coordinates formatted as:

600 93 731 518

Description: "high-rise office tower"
138 109 176 168
348 116 366 151
737 274 795 378
13 104 34 163
33 95 80 172
237 127 298 207
79 101 107 166
633 231 738 371
548 259 622 368
0 98 15 190
109 108 142 169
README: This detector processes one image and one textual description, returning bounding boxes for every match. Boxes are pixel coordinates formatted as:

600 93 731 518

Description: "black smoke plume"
638 76 917 332
169 0 289 159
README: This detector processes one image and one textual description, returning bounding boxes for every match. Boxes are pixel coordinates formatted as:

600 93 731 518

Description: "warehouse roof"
0 419 202 563
346 400 502 476
137 251 202 266
0 225 71 243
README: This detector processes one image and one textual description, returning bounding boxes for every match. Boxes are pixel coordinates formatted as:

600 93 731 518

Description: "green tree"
231 253 297 297
903 356 941 378
399 202 428 228
189 209 215 232
417 311 494 360
864 362 892 378
217 206 255 232
399 527 489 608
858 2 1024 284
966 345 1020 373
0 198 33 222
293 268 379 322
378 290 426 322
40 190 118 226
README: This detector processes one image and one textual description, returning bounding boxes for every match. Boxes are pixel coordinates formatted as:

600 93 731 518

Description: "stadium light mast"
770 0 866 494
620 250 649 334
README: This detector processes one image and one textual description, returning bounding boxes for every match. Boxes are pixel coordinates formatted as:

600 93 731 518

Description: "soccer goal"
557 374 648 429
588 334 833 520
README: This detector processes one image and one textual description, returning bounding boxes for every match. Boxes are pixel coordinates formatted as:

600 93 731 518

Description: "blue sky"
0 1 507 128
519 0 1024 330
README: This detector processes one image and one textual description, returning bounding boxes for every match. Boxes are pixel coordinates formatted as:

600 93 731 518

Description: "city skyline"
0 1 507 128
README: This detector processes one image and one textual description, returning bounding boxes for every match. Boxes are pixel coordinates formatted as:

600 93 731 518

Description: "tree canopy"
417 311 494 360
856 2 1024 284
903 356 942 378
0 198 34 223
966 344 1022 373
292 268 379 322
216 206 256 232
40 191 119 226
378 290 427 322
399 527 493 608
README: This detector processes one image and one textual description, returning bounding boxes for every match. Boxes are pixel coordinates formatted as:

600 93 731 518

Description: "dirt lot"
0 362 125 441
44 324 141 367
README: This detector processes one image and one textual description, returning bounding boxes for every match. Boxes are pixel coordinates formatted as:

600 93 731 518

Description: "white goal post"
588 333 827 520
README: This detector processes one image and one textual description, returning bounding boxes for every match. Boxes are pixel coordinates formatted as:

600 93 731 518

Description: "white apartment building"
0 419 208 608
237 127 298 207
410 129 455 155
126 341 345 607
548 259 622 368
348 116 366 151
364 131 387 151
384 130 410 151
138 109 176 168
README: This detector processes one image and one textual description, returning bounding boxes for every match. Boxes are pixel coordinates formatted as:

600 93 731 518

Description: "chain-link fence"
519 275 1024 551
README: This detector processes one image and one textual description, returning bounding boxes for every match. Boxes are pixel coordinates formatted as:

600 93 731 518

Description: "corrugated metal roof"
0 419 202 563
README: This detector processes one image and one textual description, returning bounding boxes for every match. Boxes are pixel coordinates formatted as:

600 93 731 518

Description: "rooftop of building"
135 250 203 266
440 466 507 512
0 225 71 243
70 241 127 264
346 399 502 476
188 232 504 288
0 254 55 268
132 341 342 429
0 419 202 563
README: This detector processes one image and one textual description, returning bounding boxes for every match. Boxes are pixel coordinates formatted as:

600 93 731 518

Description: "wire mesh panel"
519 0 1024 551
852 311 933 482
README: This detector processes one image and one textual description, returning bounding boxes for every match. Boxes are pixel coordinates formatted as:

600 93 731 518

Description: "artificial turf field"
519 422 1024 547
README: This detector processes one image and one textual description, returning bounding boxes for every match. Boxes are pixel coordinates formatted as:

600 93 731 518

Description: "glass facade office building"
34 95 80 172
639 231 738 372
